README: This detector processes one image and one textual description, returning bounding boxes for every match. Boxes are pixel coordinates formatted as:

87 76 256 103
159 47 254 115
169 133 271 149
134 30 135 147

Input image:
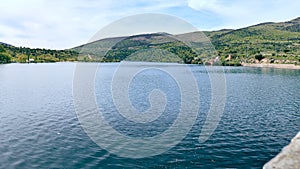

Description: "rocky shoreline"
263 132 300 169
242 63 300 70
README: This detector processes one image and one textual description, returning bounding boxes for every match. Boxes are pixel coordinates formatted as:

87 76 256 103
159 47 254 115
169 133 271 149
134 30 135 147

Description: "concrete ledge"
263 132 300 169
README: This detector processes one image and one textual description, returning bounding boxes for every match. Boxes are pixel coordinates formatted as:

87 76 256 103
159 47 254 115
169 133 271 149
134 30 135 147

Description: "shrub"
255 54 264 61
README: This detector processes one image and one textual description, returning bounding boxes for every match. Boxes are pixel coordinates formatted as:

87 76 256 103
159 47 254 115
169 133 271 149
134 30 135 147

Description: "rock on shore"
263 132 300 169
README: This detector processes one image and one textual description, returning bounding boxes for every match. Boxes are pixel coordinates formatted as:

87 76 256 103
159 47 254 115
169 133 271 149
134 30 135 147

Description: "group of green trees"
102 40 199 64
0 45 13 63
206 22 300 65
75 35 204 64
0 44 78 64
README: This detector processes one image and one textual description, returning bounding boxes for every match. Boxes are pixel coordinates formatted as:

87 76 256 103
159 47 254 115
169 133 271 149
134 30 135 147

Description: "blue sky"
0 0 299 49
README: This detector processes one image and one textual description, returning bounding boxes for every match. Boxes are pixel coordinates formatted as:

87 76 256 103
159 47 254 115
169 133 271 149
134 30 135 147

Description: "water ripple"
0 63 299 168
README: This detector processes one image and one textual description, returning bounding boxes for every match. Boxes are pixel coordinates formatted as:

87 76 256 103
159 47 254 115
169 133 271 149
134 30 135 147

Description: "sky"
0 0 299 49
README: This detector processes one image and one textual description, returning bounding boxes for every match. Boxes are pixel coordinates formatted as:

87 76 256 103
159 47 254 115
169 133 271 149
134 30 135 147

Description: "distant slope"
187 17 300 64
0 42 12 47
71 32 202 63
1 17 300 64
71 17 300 65
0 43 78 63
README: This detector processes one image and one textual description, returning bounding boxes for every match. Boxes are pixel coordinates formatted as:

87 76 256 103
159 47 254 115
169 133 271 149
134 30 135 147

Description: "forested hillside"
1 17 299 65
72 17 300 65
0 43 78 63
204 17 300 65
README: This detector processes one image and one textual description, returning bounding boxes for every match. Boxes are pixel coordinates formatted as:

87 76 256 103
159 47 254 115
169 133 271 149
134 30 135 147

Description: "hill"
0 42 78 63
72 32 203 63
1 17 300 65
71 17 300 65
206 17 300 65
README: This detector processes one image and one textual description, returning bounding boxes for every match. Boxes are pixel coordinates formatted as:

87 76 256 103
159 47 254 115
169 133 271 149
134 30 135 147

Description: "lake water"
0 62 299 168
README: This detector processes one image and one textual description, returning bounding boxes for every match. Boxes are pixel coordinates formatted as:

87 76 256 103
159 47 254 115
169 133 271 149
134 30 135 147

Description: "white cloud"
0 0 187 49
188 0 300 29
0 0 299 49
0 1 107 49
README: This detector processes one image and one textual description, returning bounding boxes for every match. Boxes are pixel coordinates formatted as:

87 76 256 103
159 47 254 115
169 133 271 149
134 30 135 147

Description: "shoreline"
3 62 300 70
242 63 300 70
263 132 300 169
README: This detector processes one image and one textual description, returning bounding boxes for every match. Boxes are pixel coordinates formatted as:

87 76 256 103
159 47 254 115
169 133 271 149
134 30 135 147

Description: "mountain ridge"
1 17 300 64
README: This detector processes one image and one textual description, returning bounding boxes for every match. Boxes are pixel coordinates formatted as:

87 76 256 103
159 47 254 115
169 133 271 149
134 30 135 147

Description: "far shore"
3 62 300 71
242 63 300 70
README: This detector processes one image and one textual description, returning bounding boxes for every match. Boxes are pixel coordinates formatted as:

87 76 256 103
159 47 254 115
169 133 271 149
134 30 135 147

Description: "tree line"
0 44 78 64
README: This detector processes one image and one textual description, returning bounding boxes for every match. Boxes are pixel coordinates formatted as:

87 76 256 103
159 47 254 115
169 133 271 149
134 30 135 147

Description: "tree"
0 52 12 63
0 45 13 63
16 54 28 63
255 53 264 61
0 45 5 53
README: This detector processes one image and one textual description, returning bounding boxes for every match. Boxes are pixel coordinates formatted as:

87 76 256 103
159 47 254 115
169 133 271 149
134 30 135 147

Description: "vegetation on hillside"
72 17 300 65
205 17 300 65
0 45 13 63
0 43 78 63
1 17 300 65
73 33 208 64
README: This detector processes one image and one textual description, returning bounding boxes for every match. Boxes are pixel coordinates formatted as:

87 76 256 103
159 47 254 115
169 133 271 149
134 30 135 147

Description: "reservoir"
0 62 299 168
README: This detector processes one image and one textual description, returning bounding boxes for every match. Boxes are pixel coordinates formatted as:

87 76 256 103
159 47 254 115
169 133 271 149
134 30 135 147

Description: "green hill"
1 17 300 65
72 33 202 63
206 17 300 65
71 17 300 65
0 42 78 63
